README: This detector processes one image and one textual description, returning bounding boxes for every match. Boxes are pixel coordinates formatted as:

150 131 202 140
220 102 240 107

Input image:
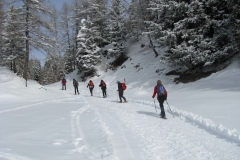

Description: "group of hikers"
61 78 168 118
61 78 108 98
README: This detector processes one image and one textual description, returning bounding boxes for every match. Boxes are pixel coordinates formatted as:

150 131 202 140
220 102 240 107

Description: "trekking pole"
153 98 157 112
116 91 118 102
99 86 101 97
166 100 174 117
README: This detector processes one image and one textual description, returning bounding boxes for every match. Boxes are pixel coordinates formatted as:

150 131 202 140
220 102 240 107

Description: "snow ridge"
131 100 240 145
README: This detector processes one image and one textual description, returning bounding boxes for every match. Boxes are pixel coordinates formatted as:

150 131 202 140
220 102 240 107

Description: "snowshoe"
160 115 167 119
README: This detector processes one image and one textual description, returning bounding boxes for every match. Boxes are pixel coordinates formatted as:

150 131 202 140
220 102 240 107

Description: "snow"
1 38 240 159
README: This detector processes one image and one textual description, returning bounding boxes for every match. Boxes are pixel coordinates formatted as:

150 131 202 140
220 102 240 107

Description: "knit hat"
157 80 162 85
116 80 120 83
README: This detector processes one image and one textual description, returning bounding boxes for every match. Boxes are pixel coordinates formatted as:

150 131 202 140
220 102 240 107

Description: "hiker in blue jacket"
152 80 168 118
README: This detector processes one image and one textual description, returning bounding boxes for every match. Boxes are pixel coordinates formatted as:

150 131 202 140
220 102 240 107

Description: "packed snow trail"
86 95 240 160
78 95 148 160
1 88 240 160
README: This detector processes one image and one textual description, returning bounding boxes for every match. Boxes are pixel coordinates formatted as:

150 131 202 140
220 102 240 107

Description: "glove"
152 96 154 98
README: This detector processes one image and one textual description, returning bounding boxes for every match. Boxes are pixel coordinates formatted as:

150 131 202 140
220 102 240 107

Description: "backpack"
102 81 106 87
157 85 166 96
73 80 78 86
88 81 93 88
89 81 94 86
121 83 127 90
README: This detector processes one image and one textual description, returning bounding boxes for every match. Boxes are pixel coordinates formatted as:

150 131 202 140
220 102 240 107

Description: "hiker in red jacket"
87 80 94 96
61 78 67 90
152 80 168 118
99 80 107 98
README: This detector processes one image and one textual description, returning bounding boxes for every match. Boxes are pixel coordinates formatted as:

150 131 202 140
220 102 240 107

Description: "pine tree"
60 3 72 56
76 18 101 78
88 0 110 47
147 0 237 72
48 5 61 57
3 6 25 75
70 0 83 70
0 0 5 64
63 52 74 74
231 0 240 49
41 59 55 85
165 0 210 70
108 0 127 58
139 0 152 22
28 59 41 82
60 3 77 71
128 0 142 40
144 0 170 57
40 55 64 85
8 0 55 87
145 0 186 47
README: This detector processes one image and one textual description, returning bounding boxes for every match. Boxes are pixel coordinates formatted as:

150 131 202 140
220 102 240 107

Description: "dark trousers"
62 84 66 90
157 96 166 116
89 87 93 95
74 86 79 94
119 90 126 102
102 87 107 97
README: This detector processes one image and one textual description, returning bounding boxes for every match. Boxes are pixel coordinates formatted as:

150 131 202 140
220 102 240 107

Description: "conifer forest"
0 0 239 85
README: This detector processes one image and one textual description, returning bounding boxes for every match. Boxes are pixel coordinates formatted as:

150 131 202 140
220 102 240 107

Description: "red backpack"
121 83 127 90
89 81 94 86
62 78 66 84
102 81 106 87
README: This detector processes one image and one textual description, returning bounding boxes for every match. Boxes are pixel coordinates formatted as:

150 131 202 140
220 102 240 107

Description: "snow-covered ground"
1 38 240 159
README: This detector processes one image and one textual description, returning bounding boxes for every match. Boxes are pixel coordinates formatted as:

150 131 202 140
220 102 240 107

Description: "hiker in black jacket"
73 79 79 95
116 80 127 103
99 80 107 98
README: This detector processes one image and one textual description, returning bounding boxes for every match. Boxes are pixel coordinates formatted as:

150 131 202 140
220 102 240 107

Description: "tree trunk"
74 21 79 70
23 4 29 87
10 61 13 71
148 35 158 57
13 60 16 73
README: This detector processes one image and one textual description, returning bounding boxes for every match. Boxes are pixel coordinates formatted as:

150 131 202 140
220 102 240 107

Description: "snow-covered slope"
90 37 240 135
0 37 240 159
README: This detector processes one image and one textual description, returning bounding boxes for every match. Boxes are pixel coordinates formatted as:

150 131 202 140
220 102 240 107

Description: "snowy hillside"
1 37 240 159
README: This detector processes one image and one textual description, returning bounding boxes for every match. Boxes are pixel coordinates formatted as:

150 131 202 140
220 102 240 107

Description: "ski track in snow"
1 88 240 160
108 102 240 160
0 152 32 160
131 100 240 145
89 98 148 160
70 95 149 160
0 96 77 114
67 93 240 160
